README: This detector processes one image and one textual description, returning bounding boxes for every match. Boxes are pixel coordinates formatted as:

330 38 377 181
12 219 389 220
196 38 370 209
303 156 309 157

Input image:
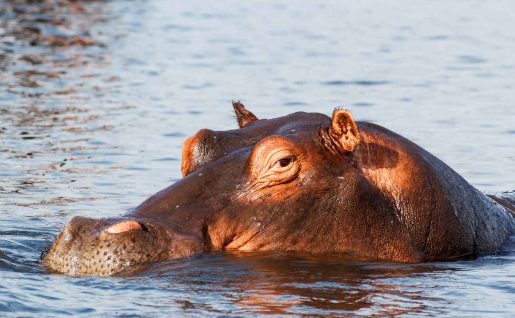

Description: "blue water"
0 0 514 316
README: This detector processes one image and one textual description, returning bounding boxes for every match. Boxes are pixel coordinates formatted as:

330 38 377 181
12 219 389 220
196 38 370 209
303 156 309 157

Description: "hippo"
42 102 515 276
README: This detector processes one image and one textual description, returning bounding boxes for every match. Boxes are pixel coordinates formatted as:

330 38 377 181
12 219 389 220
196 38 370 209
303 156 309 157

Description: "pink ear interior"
106 220 143 234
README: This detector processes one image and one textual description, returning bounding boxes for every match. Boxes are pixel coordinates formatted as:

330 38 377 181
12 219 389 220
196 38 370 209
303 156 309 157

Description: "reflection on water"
1 0 514 317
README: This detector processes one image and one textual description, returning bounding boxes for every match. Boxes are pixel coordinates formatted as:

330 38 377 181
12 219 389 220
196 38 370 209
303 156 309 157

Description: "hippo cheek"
43 221 175 276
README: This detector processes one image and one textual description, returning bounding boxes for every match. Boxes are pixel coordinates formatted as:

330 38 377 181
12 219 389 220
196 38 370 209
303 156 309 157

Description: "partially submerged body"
43 102 515 276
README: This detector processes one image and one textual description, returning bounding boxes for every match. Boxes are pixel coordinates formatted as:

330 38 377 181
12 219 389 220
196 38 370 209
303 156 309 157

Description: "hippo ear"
233 101 258 128
328 109 360 153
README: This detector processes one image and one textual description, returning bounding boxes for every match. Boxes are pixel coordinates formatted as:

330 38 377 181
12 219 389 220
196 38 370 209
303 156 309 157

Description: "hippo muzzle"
43 216 202 276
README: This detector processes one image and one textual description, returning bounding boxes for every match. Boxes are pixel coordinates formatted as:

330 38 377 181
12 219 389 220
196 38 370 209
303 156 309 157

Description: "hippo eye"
248 136 302 187
256 151 299 186
276 158 292 168
268 151 298 175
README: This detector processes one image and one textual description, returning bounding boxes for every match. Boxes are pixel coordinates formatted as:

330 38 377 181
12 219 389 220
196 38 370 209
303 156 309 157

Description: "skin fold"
42 102 515 276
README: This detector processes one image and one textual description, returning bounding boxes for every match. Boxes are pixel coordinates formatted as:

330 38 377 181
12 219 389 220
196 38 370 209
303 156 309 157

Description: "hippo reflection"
43 102 515 276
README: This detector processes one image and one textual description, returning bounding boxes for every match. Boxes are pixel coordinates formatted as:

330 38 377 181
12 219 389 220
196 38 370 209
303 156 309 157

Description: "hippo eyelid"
265 148 296 170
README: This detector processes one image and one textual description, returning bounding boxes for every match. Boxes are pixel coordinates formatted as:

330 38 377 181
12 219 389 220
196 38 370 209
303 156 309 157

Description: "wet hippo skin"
42 102 515 276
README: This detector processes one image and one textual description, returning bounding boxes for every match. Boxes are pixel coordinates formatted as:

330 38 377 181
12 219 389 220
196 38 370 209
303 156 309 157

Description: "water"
1 0 514 316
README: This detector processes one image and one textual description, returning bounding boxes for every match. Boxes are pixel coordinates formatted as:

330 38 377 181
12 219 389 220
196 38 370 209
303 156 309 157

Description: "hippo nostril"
106 220 146 234
65 216 99 236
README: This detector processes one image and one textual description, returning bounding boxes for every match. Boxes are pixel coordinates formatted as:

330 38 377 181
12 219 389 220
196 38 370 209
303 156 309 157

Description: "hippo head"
43 102 429 276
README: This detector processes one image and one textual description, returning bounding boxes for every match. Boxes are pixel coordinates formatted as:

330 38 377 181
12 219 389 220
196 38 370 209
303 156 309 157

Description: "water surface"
1 0 514 316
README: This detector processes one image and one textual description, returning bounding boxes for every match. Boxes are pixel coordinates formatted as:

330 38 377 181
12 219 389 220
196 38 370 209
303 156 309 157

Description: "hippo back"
356 122 514 260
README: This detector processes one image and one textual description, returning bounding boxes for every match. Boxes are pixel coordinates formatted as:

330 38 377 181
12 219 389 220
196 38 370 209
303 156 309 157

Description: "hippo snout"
42 217 183 276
